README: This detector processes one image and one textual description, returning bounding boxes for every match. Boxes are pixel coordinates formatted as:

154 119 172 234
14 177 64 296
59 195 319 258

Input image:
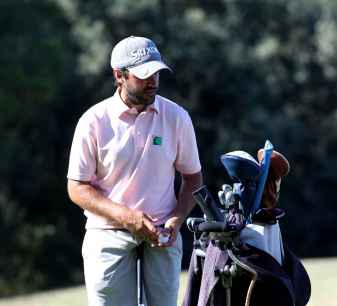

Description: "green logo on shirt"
152 136 162 145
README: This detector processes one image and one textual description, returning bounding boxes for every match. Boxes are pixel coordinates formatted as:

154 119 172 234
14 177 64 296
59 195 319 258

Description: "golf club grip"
193 185 224 222
197 221 228 232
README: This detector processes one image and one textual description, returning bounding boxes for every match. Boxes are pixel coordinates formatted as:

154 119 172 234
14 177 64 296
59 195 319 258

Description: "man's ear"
113 69 122 80
113 69 125 86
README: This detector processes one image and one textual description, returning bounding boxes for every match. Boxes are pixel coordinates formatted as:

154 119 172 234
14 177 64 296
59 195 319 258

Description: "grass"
0 257 336 306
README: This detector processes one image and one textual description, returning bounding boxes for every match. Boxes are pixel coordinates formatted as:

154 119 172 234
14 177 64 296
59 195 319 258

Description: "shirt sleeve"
175 111 202 174
67 114 97 181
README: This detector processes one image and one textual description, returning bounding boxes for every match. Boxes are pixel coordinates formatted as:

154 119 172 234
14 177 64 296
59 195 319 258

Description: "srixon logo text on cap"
130 47 159 59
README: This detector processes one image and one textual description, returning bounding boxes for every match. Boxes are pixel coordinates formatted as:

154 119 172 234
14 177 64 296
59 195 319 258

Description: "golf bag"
182 141 311 306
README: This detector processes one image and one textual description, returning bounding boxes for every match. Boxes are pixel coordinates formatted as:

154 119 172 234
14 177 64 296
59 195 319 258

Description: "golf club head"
186 217 205 232
192 185 224 222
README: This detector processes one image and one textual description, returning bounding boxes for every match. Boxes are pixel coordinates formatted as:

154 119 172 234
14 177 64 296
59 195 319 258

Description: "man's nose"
146 72 159 86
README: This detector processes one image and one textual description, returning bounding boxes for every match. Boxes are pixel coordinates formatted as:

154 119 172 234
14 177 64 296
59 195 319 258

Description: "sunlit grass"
0 258 336 306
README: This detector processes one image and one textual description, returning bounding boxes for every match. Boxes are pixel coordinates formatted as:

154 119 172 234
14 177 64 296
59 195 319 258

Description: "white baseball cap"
110 36 172 79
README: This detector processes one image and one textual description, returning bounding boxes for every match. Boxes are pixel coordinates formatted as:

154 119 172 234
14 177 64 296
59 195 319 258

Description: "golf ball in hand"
158 233 170 244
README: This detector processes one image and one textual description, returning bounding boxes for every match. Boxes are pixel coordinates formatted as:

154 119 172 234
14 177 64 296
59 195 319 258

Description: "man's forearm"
172 171 203 225
67 179 159 242
67 179 129 226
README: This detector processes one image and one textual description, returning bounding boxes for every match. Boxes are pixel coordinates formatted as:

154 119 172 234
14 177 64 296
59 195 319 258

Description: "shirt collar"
110 89 159 118
109 90 130 118
148 97 160 114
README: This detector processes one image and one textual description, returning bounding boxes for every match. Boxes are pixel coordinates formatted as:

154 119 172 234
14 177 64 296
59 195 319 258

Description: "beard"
124 84 157 107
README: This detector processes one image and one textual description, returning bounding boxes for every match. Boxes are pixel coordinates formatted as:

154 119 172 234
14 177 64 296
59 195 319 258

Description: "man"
67 36 203 306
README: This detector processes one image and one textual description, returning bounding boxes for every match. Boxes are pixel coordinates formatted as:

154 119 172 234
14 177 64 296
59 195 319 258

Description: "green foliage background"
1 0 336 296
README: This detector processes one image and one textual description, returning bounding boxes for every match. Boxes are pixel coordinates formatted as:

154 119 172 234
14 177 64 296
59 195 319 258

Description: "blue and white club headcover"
250 140 274 221
220 150 261 218
220 151 260 182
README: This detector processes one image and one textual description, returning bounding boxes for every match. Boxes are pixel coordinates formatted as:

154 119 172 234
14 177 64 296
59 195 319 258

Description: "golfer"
67 36 202 306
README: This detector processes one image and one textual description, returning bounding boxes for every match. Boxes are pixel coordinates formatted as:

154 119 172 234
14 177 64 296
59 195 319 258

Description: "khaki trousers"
82 229 182 306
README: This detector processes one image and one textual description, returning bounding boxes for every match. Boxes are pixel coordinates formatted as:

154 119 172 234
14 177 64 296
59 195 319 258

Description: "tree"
1 0 337 295
0 0 83 294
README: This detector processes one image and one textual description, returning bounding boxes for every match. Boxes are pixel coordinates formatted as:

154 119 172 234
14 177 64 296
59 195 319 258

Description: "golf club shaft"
137 243 145 306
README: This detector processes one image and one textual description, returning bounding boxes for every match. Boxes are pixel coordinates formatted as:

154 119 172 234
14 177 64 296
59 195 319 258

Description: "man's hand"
120 209 159 244
157 216 183 247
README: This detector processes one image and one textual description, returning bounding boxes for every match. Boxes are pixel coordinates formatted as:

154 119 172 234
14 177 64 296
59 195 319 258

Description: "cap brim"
128 61 172 80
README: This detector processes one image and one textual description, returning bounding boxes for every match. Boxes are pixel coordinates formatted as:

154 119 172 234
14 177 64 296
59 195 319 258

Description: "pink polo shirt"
67 90 201 229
